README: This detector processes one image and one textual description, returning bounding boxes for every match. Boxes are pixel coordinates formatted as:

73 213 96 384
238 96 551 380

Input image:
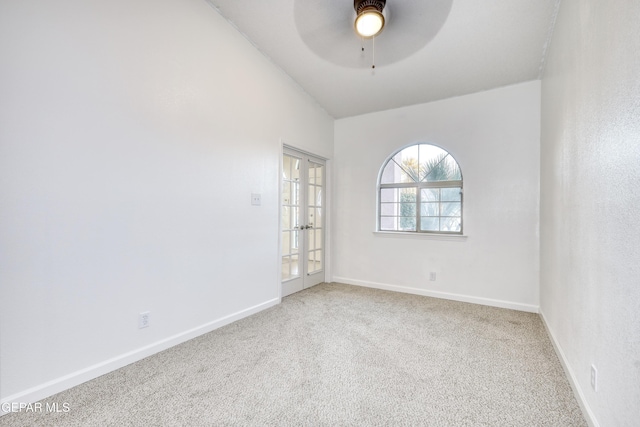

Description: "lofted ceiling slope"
205 0 560 118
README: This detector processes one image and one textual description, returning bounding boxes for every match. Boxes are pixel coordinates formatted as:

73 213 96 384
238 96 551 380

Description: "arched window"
378 143 463 234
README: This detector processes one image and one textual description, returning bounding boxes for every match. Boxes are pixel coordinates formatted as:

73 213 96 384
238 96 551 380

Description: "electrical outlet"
429 272 436 281
251 193 261 206
139 311 150 329
590 365 597 392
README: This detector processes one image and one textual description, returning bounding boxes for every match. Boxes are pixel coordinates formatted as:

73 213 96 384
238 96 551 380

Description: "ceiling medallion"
294 0 453 69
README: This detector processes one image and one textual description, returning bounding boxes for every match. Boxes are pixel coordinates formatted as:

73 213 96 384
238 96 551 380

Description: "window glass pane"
290 182 300 206
315 229 322 251
381 203 396 215
397 144 419 159
281 256 291 280
418 145 449 181
441 217 461 232
380 216 397 230
441 187 461 201
308 185 315 206
399 217 416 231
282 207 291 229
392 145 420 182
423 154 462 182
291 231 299 254
380 145 463 184
282 182 291 205
308 251 315 274
308 164 316 184
443 155 462 180
282 231 291 255
291 207 299 228
419 144 448 162
400 187 416 200
308 229 315 250
292 158 300 180
422 154 449 182
380 160 415 184
392 156 420 182
308 250 323 274
283 156 292 180
380 188 397 202
420 217 439 231
420 202 439 216
316 187 323 206
316 165 323 184
421 188 440 202
290 254 299 277
400 203 415 217
441 202 461 217
308 210 315 228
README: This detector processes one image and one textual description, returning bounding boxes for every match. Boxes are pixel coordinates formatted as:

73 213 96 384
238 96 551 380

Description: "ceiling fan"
294 0 453 69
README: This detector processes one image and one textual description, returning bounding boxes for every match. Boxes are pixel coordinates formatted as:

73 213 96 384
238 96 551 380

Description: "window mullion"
416 186 421 232
380 182 421 189
415 181 462 189
438 188 443 232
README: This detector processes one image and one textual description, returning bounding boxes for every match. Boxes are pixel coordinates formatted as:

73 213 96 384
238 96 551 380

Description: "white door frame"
278 142 331 298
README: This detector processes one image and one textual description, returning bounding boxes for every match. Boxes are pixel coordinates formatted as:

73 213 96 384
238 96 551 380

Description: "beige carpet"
0 283 586 426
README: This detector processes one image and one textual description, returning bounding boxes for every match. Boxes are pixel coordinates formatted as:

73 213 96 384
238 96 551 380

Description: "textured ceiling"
205 0 560 118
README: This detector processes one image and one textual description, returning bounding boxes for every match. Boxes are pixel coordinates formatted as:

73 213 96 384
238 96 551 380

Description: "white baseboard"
1 297 280 416
332 277 539 313
539 310 599 427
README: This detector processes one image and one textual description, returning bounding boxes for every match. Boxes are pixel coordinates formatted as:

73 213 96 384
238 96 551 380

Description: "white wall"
332 82 540 311
540 0 640 425
0 0 333 405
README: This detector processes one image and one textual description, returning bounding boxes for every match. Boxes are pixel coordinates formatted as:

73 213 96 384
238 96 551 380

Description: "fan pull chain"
372 36 376 69
359 37 377 71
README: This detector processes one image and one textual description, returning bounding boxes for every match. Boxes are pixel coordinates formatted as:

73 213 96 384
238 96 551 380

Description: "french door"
281 147 325 297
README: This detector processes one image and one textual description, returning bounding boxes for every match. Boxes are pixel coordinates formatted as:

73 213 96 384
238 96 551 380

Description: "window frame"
377 143 463 235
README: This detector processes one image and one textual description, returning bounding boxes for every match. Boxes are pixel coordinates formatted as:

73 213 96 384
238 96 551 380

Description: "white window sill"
373 231 468 241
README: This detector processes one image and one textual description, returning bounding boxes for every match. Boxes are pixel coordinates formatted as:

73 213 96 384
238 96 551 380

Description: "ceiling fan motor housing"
354 0 386 14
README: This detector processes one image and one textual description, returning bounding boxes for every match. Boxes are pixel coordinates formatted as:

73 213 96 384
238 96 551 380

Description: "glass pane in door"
281 153 302 281
307 161 323 275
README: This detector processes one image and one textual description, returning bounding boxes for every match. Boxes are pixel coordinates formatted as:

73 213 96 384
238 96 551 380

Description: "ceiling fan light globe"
355 9 385 37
